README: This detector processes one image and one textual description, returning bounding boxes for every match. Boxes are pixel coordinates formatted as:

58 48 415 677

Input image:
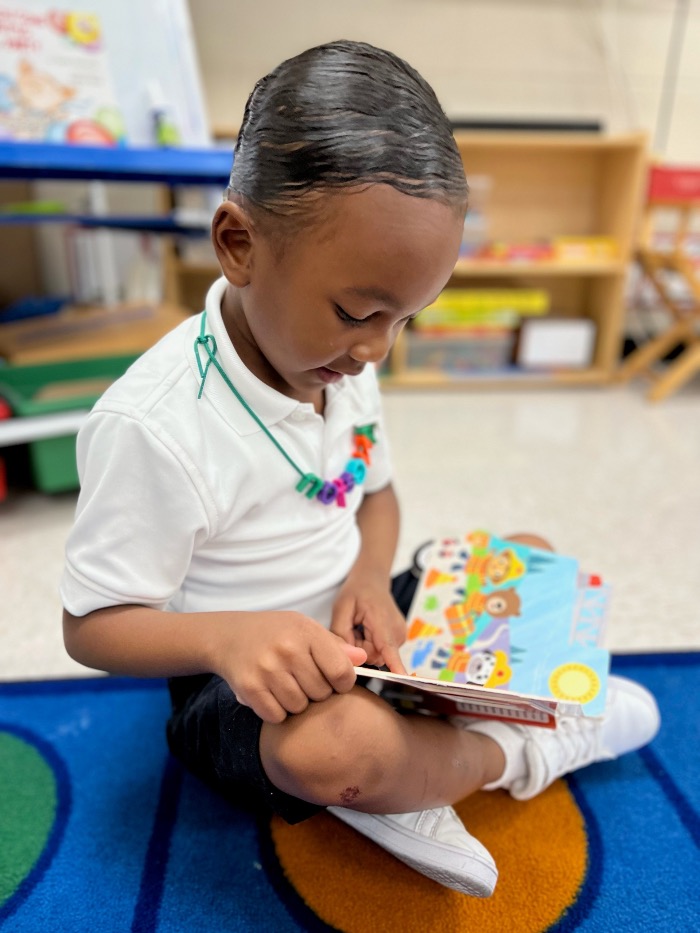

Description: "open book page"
355 666 579 729
366 531 612 726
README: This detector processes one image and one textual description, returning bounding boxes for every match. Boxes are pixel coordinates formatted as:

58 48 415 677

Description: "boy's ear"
211 201 256 287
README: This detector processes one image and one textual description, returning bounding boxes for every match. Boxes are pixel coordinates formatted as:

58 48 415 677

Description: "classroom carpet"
1 653 698 933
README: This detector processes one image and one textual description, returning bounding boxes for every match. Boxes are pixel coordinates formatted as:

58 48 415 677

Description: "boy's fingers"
311 639 360 694
378 643 407 675
239 688 288 724
330 597 357 644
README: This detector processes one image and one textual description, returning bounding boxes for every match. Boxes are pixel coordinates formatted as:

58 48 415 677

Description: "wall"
188 0 700 163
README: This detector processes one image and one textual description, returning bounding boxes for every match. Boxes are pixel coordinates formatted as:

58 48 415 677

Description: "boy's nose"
350 329 393 364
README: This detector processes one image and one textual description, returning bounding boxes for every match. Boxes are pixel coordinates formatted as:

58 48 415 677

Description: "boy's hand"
330 574 407 674
210 612 366 724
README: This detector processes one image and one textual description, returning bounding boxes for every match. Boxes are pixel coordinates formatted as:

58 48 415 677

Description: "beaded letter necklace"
194 312 376 507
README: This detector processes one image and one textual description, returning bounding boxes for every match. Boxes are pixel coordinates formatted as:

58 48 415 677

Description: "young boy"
61 40 659 898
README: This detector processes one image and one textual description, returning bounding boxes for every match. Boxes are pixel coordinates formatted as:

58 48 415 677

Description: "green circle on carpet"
0 731 57 907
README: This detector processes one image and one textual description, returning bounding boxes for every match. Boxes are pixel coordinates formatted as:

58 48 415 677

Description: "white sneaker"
327 804 497 897
460 675 660 800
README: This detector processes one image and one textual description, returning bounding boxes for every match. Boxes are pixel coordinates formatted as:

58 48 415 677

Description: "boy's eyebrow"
342 285 401 309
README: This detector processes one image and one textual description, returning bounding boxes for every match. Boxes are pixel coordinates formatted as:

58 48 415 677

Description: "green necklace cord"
193 311 377 508
194 312 304 478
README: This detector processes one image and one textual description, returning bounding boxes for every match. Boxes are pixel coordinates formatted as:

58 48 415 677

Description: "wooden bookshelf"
385 131 648 388
157 131 649 386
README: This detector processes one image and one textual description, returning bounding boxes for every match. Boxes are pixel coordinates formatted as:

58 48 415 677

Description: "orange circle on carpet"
271 781 588 932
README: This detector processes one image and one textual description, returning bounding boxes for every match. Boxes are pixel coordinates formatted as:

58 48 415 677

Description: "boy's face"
214 184 464 408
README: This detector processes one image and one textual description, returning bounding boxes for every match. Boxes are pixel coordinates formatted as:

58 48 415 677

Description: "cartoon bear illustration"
445 586 521 641
482 587 521 618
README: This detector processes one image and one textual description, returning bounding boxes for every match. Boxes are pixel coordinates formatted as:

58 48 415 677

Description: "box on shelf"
0 355 138 493
406 330 517 374
516 317 597 370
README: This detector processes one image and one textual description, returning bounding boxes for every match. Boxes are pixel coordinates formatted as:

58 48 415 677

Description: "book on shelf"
552 237 619 262
467 241 555 263
414 288 549 333
458 237 620 265
357 531 611 729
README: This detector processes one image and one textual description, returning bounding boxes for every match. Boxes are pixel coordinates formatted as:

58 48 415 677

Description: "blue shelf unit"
0 142 233 234
0 142 232 185
0 212 211 236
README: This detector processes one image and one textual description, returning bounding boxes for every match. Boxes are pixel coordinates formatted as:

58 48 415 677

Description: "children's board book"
357 531 611 729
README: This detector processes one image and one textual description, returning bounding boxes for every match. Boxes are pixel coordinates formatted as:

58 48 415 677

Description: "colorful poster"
0 6 125 144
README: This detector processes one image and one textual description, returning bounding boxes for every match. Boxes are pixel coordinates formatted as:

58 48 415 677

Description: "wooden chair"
616 165 700 401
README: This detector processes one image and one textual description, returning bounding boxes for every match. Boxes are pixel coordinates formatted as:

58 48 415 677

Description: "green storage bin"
0 354 139 492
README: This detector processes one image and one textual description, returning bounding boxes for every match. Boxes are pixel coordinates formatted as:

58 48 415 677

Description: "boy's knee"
259 688 389 805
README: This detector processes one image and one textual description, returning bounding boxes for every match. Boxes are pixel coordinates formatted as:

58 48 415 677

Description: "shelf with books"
0 142 228 457
452 257 625 277
383 130 648 388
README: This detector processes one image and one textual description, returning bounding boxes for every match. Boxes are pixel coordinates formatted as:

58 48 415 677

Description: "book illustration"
399 531 611 718
0 7 125 144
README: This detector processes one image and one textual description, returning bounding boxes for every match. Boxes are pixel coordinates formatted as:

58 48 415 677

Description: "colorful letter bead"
345 457 367 484
353 435 372 464
296 473 324 499
355 424 377 442
332 476 348 508
317 482 337 504
297 423 378 507
340 471 355 493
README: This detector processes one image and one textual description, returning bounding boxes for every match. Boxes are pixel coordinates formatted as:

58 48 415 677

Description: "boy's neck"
219 285 326 416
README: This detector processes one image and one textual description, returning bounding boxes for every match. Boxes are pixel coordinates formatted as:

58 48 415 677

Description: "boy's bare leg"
259 685 505 813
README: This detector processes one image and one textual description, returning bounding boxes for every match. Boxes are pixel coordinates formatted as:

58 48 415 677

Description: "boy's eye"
335 304 365 327
334 303 417 329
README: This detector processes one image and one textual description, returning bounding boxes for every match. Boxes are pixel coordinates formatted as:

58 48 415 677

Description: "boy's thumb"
341 643 368 666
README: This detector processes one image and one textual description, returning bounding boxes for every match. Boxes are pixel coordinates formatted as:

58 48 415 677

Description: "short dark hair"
227 40 468 228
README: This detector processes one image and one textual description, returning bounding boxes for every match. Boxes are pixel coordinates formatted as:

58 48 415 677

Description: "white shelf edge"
0 410 89 448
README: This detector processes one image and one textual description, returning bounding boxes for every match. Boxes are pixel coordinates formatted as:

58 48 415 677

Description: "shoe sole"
328 808 497 897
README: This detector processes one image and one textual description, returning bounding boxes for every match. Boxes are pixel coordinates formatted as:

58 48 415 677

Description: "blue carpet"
0 654 697 932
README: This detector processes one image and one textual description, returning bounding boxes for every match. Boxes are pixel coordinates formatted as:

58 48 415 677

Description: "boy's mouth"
315 363 365 382
316 366 344 384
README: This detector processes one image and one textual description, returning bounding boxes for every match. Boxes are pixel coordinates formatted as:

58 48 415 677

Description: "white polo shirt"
61 277 393 627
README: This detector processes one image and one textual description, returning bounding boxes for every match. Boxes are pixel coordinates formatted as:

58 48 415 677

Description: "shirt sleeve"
60 410 213 616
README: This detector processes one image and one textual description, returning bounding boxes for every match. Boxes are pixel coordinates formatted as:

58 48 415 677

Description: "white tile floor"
1 380 699 682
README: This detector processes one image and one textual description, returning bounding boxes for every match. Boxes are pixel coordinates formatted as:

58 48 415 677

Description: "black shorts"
166 568 419 825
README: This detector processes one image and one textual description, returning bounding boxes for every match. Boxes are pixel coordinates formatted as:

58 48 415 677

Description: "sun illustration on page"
549 663 601 705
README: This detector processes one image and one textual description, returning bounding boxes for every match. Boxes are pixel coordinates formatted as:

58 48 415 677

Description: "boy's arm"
63 604 365 723
330 482 407 672
350 481 400 583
